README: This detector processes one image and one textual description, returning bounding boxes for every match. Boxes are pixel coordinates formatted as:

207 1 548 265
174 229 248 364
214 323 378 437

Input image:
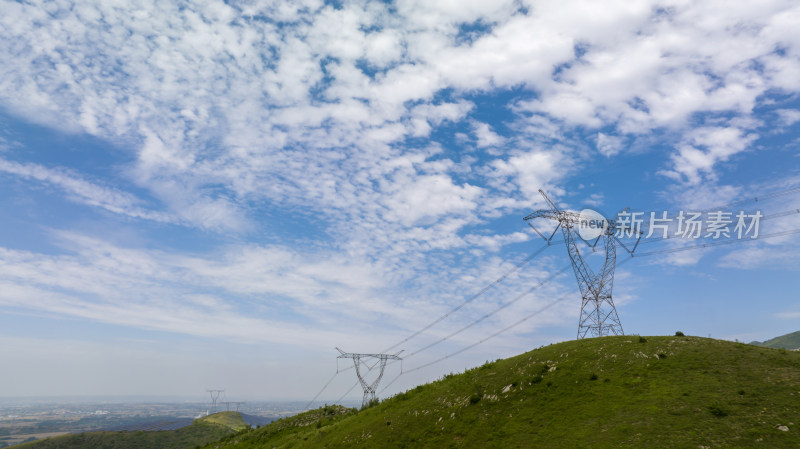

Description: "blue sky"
0 0 799 403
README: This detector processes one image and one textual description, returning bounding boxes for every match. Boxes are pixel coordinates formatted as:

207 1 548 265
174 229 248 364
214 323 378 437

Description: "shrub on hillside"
708 405 728 417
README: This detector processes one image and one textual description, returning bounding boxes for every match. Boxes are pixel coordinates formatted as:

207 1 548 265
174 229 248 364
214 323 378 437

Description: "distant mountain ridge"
750 330 800 349
15 412 247 449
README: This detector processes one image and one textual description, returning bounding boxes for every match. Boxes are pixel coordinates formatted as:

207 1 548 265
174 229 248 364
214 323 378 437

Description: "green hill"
13 412 248 449
200 336 800 448
197 411 251 432
751 330 800 350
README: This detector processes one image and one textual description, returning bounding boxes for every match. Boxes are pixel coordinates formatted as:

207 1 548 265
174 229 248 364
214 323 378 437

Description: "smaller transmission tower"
336 348 403 408
206 389 224 414
222 401 246 412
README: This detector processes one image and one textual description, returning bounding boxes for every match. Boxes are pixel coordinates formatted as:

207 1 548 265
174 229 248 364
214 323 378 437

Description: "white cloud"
775 311 800 320
583 193 604 207
776 108 800 127
661 127 757 184
596 133 624 157
381 174 483 227
0 158 173 223
472 121 505 148
1 0 798 232
664 183 742 211
489 148 569 201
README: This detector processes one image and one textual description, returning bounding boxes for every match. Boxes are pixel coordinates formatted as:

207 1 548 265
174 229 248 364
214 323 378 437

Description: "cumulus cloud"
1 0 800 352
660 127 758 184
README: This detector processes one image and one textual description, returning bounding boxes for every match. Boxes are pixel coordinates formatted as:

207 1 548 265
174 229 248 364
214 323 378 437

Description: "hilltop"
13 411 249 449
198 411 251 432
751 330 800 350
200 336 800 448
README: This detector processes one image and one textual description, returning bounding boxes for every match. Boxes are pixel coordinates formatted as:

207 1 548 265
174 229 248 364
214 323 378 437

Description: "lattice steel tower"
206 389 224 414
336 348 403 408
524 190 639 338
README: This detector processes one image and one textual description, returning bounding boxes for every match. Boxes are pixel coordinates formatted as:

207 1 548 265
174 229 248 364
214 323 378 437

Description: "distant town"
0 398 324 447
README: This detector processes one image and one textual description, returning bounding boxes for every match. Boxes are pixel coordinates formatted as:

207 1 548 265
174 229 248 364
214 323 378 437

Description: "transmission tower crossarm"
337 348 402 360
539 189 561 212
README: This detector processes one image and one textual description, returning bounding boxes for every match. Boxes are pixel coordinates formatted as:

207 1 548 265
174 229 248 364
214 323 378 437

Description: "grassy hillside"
198 411 251 432
14 412 246 449
751 330 800 350
201 336 800 448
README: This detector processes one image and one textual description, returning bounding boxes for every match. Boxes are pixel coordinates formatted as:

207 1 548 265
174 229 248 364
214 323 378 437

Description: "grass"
198 411 250 432
200 405 356 448
198 336 800 448
15 412 246 449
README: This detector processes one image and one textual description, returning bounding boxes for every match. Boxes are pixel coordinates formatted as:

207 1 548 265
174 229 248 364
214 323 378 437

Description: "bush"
469 393 482 404
361 398 379 411
658 353 667 359
675 331 685 336
638 336 647 343
530 375 543 384
708 405 728 417
589 373 599 381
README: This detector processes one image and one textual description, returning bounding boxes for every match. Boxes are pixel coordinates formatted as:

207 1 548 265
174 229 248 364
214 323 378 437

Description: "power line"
375 266 614 392
401 258 635 376
373 263 572 376
632 227 800 258
331 188 800 403
377 221 800 394
303 371 339 410
403 264 572 359
378 372 403 395
697 185 800 213
324 243 558 404
381 242 556 353
634 186 800 234
402 286 582 375
336 379 360 404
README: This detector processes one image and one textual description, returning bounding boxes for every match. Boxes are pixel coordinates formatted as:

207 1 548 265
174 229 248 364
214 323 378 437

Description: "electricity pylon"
222 401 246 412
206 389 224 414
336 348 403 408
524 190 640 339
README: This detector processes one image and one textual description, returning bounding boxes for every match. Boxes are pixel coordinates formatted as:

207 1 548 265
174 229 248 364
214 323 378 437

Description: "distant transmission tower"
222 401 246 412
206 389 224 414
336 348 403 408
524 190 640 339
